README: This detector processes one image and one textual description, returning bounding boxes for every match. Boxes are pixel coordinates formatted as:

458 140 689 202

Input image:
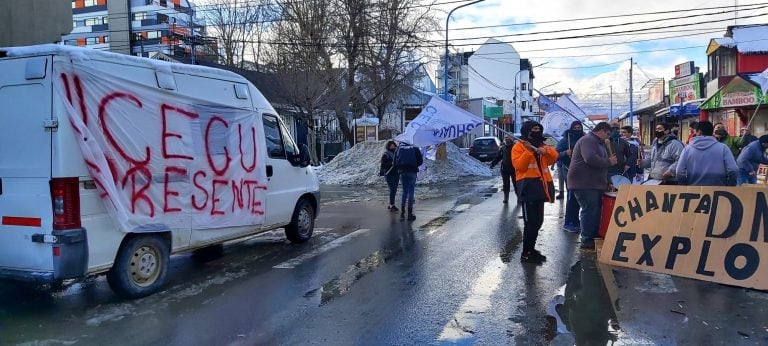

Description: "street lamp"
443 0 485 101
514 62 548 133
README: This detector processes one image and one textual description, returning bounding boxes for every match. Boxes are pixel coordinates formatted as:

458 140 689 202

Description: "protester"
675 121 738 186
606 121 632 179
735 135 768 185
556 121 585 233
379 140 400 212
512 121 559 264
490 135 517 203
671 124 681 138
620 126 642 182
567 122 617 250
737 127 758 154
640 122 684 185
394 142 423 221
713 123 740 159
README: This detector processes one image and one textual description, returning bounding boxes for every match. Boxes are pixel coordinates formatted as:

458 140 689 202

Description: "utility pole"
629 58 634 127
610 85 613 121
189 6 195 64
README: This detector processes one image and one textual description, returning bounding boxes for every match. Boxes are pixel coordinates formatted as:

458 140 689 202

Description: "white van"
0 45 320 298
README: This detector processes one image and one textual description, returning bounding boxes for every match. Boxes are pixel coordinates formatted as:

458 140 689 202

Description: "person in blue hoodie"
676 121 738 186
556 121 584 233
735 134 768 185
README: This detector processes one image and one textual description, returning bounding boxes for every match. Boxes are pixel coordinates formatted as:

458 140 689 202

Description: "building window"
103 36 109 43
134 12 147 21
146 31 161 39
83 0 96 6
86 37 99 45
520 83 527 91
521 101 528 109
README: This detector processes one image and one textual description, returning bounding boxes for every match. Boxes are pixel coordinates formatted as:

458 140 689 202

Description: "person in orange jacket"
511 121 559 264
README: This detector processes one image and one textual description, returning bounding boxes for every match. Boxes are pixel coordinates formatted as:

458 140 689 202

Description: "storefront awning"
700 74 768 110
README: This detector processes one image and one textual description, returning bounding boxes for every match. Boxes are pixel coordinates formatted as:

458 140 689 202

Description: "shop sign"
674 61 694 78
669 73 701 104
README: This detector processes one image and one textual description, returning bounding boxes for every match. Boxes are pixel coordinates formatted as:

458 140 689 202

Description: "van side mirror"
289 143 311 167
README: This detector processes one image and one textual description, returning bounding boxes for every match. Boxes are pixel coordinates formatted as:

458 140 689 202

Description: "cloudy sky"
436 0 767 97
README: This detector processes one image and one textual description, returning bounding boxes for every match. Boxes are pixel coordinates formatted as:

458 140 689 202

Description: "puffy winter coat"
511 142 558 202
641 135 684 181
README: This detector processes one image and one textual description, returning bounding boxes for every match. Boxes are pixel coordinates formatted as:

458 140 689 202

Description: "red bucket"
598 192 617 238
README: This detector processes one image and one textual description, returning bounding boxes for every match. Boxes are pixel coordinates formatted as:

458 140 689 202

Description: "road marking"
273 228 372 269
437 258 505 343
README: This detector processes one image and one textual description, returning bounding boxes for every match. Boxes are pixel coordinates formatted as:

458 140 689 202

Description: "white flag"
396 96 483 147
755 68 768 95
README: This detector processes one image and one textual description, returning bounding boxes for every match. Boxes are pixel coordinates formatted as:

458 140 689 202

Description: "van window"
263 115 286 159
279 118 298 157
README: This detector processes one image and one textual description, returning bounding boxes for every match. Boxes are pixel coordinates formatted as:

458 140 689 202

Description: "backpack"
395 145 418 167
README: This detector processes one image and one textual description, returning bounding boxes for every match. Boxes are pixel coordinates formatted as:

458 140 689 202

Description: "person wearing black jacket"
606 121 632 179
490 135 517 203
379 140 400 212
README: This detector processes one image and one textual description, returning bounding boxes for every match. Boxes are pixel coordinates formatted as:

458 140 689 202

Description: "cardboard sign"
599 185 768 290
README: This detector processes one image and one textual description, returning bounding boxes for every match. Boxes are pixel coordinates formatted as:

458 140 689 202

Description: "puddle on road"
549 254 620 345
304 250 391 306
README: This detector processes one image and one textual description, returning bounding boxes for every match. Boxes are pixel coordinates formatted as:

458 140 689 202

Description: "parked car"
469 136 501 162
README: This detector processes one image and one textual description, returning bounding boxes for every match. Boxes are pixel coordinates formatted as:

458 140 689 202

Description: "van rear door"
0 56 55 278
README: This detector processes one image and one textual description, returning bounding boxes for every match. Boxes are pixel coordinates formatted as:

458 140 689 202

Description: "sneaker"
400 212 406 220
390 205 399 212
532 249 547 261
580 241 595 250
563 223 580 233
520 250 544 264
407 214 416 221
555 193 564 200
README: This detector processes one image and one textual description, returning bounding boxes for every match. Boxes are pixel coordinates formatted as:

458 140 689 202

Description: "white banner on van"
396 96 483 147
53 62 267 232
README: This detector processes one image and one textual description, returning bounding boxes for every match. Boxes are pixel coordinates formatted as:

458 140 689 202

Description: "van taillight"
52 177 81 230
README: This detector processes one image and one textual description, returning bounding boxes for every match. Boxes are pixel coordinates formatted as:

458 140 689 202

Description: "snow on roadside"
314 140 494 185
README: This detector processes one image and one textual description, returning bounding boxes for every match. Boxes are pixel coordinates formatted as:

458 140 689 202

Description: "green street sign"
484 106 504 118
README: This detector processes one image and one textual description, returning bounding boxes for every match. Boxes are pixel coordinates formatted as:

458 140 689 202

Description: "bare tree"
359 0 439 122
204 0 274 68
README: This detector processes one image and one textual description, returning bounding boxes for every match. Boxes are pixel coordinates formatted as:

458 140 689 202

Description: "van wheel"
285 199 315 244
107 235 169 299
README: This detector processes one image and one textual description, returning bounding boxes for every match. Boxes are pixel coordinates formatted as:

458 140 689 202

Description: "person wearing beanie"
567 122 617 250
556 120 585 232
676 121 738 186
512 121 558 264
735 135 768 185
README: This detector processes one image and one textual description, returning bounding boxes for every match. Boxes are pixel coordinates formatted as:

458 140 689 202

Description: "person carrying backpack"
395 142 423 221
379 140 400 212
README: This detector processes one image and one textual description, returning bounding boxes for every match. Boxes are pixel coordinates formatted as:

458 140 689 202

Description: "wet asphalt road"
0 178 616 345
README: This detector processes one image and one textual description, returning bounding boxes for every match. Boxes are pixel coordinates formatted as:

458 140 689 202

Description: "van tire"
285 199 315 244
107 235 169 299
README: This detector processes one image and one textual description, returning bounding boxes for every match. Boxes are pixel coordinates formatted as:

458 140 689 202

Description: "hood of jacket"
688 135 719 151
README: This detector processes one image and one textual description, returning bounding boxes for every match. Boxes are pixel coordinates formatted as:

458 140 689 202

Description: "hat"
569 121 583 130
520 121 542 138
759 135 768 144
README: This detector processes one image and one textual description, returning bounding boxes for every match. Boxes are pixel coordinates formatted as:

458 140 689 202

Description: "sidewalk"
595 240 768 345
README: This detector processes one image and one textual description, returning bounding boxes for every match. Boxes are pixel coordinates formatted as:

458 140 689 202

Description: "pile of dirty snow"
315 140 494 185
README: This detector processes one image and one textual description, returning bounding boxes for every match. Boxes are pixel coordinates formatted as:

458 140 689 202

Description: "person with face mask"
640 122 684 184
490 135 517 203
606 120 632 179
512 121 559 264
379 140 401 212
556 121 585 232
735 135 768 185
567 122 618 250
